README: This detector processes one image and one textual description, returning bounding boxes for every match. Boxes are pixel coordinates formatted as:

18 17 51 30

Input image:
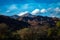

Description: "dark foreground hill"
0 15 30 31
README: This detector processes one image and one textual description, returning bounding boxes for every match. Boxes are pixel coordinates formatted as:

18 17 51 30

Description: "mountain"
10 13 60 27
10 15 19 19
20 13 33 17
0 15 30 31
10 13 33 20
0 14 59 31
17 15 60 27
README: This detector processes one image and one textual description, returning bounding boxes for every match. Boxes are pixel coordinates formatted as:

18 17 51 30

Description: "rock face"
0 15 30 30
17 15 60 27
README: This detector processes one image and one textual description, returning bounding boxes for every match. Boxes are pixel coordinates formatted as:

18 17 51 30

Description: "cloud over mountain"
16 7 60 18
31 8 47 15
31 9 40 15
17 11 29 16
54 7 60 13
40 9 47 13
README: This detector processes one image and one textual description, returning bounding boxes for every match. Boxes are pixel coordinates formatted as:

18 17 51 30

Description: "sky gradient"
0 0 60 18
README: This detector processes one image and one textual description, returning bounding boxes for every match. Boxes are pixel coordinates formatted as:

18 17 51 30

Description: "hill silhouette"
0 15 30 31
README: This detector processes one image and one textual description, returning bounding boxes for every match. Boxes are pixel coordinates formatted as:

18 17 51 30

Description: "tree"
0 23 20 40
17 27 48 40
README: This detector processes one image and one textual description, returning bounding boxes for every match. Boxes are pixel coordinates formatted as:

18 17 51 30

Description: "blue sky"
0 0 60 18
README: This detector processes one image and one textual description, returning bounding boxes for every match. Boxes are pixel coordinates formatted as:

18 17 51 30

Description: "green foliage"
56 21 60 27
47 28 52 36
0 23 20 40
57 29 60 36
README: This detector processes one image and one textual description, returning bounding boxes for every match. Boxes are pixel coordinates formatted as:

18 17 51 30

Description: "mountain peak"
21 13 32 17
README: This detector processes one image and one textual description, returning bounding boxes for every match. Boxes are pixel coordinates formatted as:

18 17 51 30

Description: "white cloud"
50 14 56 18
51 7 60 15
54 7 60 12
47 7 60 17
54 7 60 16
47 7 60 13
6 10 10 13
17 11 29 16
31 9 40 15
9 4 17 10
40 9 47 13
6 4 18 13
47 8 52 11
51 15 56 18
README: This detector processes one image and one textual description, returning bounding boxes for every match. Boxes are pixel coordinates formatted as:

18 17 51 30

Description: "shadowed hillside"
0 15 30 31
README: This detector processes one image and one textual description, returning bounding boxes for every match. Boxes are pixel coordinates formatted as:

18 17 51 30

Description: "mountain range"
0 13 60 31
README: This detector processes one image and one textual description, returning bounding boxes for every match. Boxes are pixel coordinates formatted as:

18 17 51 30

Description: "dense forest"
0 15 60 40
